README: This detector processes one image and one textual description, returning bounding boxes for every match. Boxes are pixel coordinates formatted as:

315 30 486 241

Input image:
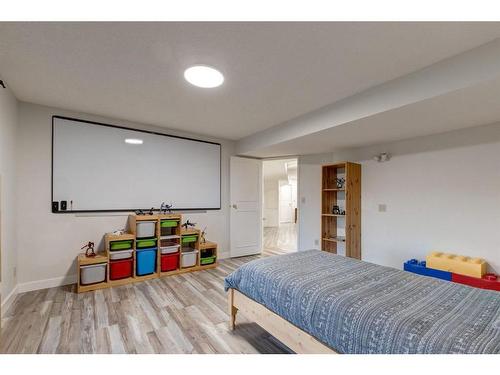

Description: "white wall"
0 82 18 312
263 178 279 227
15 102 235 292
298 123 500 273
297 153 332 251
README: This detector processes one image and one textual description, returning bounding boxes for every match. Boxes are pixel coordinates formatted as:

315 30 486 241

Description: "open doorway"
262 158 298 254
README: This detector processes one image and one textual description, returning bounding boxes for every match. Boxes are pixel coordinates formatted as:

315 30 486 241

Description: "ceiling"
245 75 500 157
2 22 500 141
263 159 297 182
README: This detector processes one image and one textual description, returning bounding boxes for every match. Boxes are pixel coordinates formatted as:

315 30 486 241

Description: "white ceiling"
1 22 500 140
245 76 500 157
263 158 297 182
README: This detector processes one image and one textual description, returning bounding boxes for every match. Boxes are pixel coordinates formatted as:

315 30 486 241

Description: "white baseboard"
218 250 230 259
1 284 19 317
17 274 77 294
7 253 233 299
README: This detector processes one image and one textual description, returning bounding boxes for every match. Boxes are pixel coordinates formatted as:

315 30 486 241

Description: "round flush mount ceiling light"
184 65 224 88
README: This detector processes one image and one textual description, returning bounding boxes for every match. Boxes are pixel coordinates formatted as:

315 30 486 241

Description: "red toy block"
451 273 500 291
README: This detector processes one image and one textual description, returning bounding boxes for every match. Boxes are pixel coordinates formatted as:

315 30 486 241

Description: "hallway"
263 223 297 253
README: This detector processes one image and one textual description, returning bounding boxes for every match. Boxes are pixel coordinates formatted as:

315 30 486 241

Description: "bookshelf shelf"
321 162 361 259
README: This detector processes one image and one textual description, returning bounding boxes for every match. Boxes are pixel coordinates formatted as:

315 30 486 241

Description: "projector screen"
52 116 221 212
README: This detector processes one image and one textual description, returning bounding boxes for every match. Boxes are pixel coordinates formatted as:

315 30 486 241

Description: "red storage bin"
110 258 133 280
161 252 179 272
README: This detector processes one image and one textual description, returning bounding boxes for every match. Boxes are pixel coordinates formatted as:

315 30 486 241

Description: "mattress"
224 250 500 354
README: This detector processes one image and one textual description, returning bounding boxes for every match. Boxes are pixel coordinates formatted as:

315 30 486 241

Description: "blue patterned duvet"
224 250 500 354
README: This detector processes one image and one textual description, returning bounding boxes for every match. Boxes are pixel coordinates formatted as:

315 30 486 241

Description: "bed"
224 250 500 354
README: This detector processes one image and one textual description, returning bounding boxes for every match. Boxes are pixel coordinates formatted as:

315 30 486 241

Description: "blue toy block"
403 259 452 281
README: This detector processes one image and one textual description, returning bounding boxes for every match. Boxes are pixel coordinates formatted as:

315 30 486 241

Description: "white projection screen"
52 116 221 212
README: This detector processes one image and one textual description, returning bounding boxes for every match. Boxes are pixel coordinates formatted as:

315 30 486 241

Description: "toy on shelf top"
182 219 196 230
81 241 96 257
135 208 156 216
201 226 207 244
426 251 486 278
160 202 173 214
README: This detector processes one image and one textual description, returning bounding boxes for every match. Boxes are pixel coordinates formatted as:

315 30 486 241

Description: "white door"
230 156 263 257
279 182 293 223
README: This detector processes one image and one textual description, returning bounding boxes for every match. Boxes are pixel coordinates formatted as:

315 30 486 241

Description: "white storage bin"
136 221 156 238
181 248 198 268
109 249 133 260
80 263 107 285
161 244 180 254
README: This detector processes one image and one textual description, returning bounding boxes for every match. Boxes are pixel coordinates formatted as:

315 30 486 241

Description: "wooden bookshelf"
321 162 361 259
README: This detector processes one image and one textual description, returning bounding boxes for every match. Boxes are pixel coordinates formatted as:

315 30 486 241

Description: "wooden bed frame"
228 288 337 354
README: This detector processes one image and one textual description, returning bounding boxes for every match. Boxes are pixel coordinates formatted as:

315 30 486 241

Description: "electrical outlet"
378 204 387 212
314 239 319 246
301 197 306 204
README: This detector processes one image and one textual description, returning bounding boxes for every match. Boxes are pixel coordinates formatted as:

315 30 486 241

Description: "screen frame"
51 115 222 213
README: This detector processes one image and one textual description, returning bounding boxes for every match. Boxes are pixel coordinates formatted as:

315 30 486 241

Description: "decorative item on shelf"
201 226 207 244
340 210 346 215
82 241 96 258
332 205 341 215
160 202 173 214
135 209 145 215
148 207 155 215
182 219 196 230
334 177 345 189
111 229 126 236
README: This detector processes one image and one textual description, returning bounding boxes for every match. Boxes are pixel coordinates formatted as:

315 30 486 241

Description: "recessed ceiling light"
184 65 224 88
125 138 143 145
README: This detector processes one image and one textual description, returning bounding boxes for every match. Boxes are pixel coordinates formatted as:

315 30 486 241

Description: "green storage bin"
161 220 178 228
182 235 197 244
110 240 133 251
136 238 157 249
200 256 216 265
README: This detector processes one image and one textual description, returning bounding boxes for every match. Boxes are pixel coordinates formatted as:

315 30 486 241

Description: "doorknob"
232 204 238 209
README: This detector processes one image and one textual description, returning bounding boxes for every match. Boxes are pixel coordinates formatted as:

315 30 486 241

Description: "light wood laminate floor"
0 250 292 354
264 223 297 253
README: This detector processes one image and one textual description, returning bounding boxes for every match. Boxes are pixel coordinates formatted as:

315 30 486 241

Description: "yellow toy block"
426 251 486 278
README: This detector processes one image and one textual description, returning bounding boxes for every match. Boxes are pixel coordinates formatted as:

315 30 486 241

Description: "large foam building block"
451 273 500 292
426 252 486 278
403 259 452 281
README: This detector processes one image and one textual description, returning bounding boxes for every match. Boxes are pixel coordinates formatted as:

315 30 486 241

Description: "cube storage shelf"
321 162 361 259
76 214 218 293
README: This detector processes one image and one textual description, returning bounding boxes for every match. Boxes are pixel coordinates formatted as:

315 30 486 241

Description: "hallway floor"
263 223 297 253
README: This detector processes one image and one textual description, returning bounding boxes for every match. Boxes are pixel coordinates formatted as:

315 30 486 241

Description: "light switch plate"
378 204 387 212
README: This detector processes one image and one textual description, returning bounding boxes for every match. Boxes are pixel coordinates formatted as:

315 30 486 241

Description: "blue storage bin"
403 259 452 281
136 248 157 276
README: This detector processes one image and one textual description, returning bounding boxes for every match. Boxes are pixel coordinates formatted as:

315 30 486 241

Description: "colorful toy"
426 251 486 278
200 226 207 244
160 202 173 214
182 219 196 230
451 273 500 292
81 241 96 258
403 259 452 281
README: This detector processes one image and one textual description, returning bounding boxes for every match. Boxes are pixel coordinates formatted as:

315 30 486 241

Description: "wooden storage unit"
76 214 218 293
199 241 218 267
158 214 182 276
105 232 135 285
180 228 200 268
321 162 361 259
77 253 109 293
